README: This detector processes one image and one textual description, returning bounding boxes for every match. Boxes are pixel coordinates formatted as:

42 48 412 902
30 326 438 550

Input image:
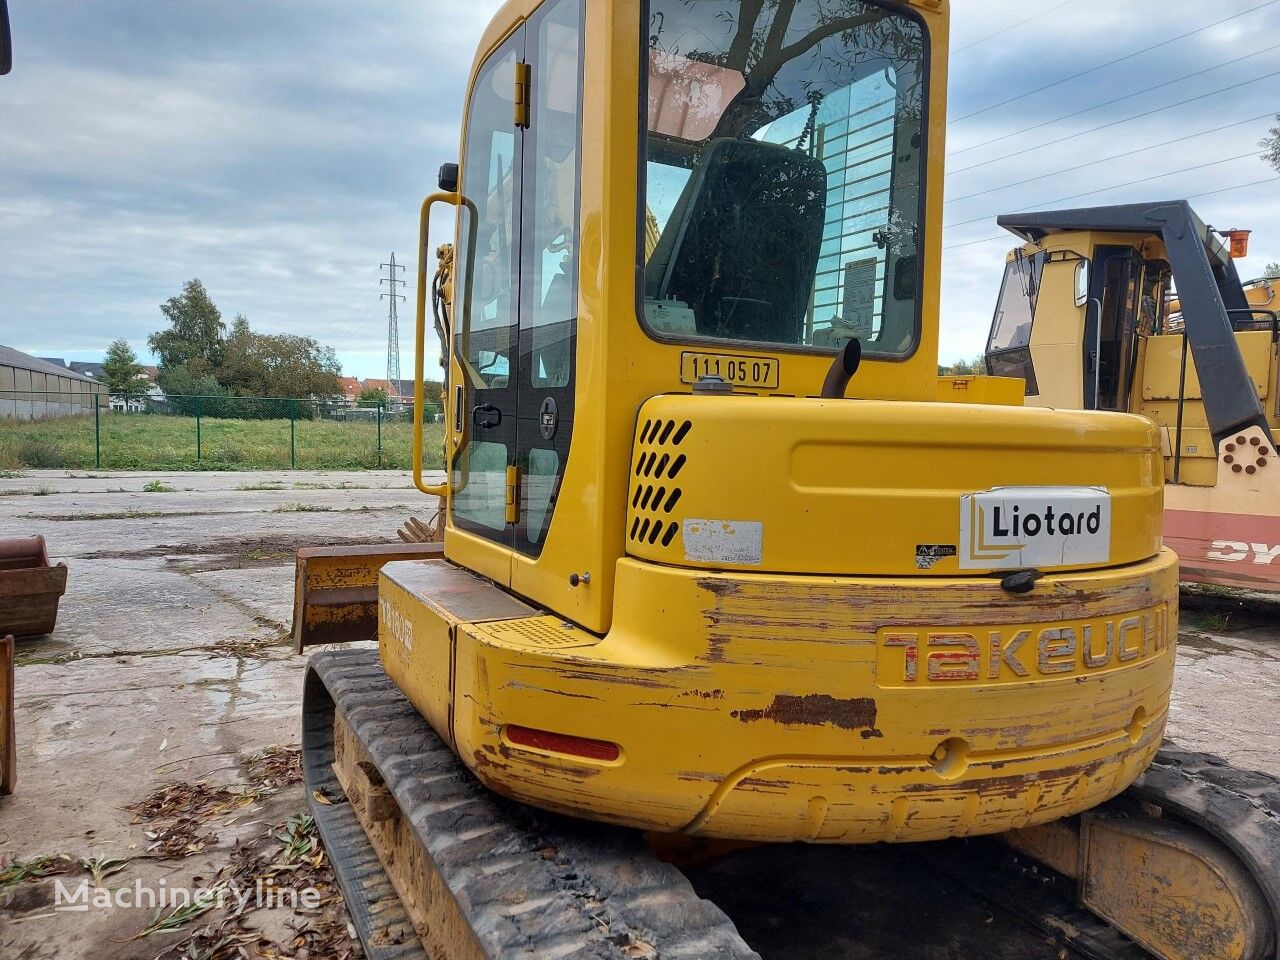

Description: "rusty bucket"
1 634 13 795
0 536 68 638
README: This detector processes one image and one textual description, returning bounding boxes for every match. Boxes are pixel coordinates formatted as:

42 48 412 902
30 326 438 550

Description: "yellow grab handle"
413 191 459 498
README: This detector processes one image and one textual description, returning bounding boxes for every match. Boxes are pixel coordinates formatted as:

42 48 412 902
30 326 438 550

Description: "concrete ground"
0 469 1277 959
0 469 443 959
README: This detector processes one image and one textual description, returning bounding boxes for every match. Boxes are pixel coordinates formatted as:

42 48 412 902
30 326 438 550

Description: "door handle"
472 403 502 429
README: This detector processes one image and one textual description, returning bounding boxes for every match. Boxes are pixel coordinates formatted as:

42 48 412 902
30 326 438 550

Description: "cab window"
986 252 1045 395
641 0 926 359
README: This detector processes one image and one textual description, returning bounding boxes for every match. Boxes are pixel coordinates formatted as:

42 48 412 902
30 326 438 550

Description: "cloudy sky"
1 0 1277 377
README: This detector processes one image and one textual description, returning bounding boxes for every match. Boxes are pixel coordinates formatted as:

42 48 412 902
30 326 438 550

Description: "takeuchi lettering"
883 608 1168 683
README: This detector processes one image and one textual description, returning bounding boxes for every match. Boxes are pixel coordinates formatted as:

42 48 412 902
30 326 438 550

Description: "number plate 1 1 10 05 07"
679 352 779 390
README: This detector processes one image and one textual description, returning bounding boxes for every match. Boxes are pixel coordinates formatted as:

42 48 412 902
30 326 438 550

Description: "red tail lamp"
505 725 621 762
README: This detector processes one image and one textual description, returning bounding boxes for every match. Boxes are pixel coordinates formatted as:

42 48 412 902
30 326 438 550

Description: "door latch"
472 403 502 429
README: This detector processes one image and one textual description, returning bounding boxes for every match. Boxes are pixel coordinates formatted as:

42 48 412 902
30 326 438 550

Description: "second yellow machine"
294 1 1280 958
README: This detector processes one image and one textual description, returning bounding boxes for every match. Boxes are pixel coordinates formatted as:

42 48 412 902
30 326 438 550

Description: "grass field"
0 413 446 471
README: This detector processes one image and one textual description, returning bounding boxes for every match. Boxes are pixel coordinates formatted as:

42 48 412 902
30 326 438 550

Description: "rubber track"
303 648 760 960
1131 745 1280 959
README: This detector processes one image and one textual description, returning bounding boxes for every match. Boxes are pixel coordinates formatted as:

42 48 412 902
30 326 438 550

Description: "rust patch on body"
682 688 726 700
732 694 877 731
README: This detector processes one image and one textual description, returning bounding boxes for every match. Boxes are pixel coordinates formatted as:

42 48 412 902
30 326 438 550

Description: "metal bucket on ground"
0 536 68 638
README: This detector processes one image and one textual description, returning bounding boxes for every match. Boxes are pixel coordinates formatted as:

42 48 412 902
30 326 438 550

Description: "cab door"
451 31 523 549
514 0 582 557
1087 247 1141 411
451 0 583 561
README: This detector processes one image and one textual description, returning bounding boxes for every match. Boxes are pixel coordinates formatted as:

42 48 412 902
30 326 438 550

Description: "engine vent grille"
628 418 691 549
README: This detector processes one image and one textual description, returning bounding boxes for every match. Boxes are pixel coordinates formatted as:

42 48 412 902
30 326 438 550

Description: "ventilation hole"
668 453 687 479
634 456 644 477
629 517 640 540
631 486 643 508
658 420 676 444
639 518 651 542
654 453 670 477
652 486 666 511
647 521 663 545
663 488 682 513
641 419 654 443
661 522 679 547
672 420 692 445
640 485 654 510
640 453 652 477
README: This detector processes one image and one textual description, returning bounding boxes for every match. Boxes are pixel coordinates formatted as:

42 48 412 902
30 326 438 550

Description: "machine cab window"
640 0 926 359
986 251 1045 395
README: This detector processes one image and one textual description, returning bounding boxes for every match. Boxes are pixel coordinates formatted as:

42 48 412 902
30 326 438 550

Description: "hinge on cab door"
505 464 520 524
514 61 531 128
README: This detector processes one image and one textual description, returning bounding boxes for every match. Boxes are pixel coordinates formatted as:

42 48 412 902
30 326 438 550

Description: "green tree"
219 315 341 399
149 278 226 373
1263 116 1280 173
1264 261 1279 279
101 339 148 394
358 387 388 408
940 355 985 376
154 364 226 416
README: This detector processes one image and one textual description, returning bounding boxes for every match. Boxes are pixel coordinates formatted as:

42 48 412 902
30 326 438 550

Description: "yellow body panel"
935 375 1025 405
368 0 1186 849
626 394 1163 577
381 549 1177 842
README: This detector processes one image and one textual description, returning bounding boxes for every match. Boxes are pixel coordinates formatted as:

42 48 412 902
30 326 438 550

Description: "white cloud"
1 0 1276 378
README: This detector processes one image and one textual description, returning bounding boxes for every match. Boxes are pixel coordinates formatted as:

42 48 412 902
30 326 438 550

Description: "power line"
953 0 1078 54
947 114 1274 204
948 42 1280 159
950 0 1280 124
945 152 1261 230
949 68 1280 176
942 176 1280 250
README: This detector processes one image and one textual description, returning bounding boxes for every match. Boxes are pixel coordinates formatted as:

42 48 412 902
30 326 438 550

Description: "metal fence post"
290 399 297 470
377 404 383 469
195 394 202 463
94 393 101 468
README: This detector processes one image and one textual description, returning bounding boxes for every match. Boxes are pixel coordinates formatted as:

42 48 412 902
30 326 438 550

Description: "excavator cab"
985 202 1280 590
297 6 1279 960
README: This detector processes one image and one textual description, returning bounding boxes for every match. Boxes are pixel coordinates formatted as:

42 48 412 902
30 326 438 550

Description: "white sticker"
683 519 763 566
959 486 1111 570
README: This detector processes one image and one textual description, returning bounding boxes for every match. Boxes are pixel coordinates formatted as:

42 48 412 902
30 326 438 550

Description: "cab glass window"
525 0 581 391
985 252 1045 395
641 0 926 358
455 46 520 391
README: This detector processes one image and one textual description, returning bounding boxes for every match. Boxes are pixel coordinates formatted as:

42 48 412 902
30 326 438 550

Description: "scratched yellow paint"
366 0 1186 846
381 549 1178 842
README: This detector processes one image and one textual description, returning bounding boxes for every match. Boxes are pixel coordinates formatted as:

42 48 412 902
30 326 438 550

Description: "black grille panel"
628 418 692 548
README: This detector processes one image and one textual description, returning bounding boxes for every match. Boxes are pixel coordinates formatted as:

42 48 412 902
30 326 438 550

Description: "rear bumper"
435 550 1180 842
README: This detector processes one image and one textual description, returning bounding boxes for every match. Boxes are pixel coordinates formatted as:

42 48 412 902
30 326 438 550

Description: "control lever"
820 339 862 399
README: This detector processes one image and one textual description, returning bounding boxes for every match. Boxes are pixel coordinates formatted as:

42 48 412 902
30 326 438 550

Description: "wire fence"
0 390 445 472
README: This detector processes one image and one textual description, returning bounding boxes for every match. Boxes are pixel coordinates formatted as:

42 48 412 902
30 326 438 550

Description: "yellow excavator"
983 205 1280 593
290 1 1280 958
